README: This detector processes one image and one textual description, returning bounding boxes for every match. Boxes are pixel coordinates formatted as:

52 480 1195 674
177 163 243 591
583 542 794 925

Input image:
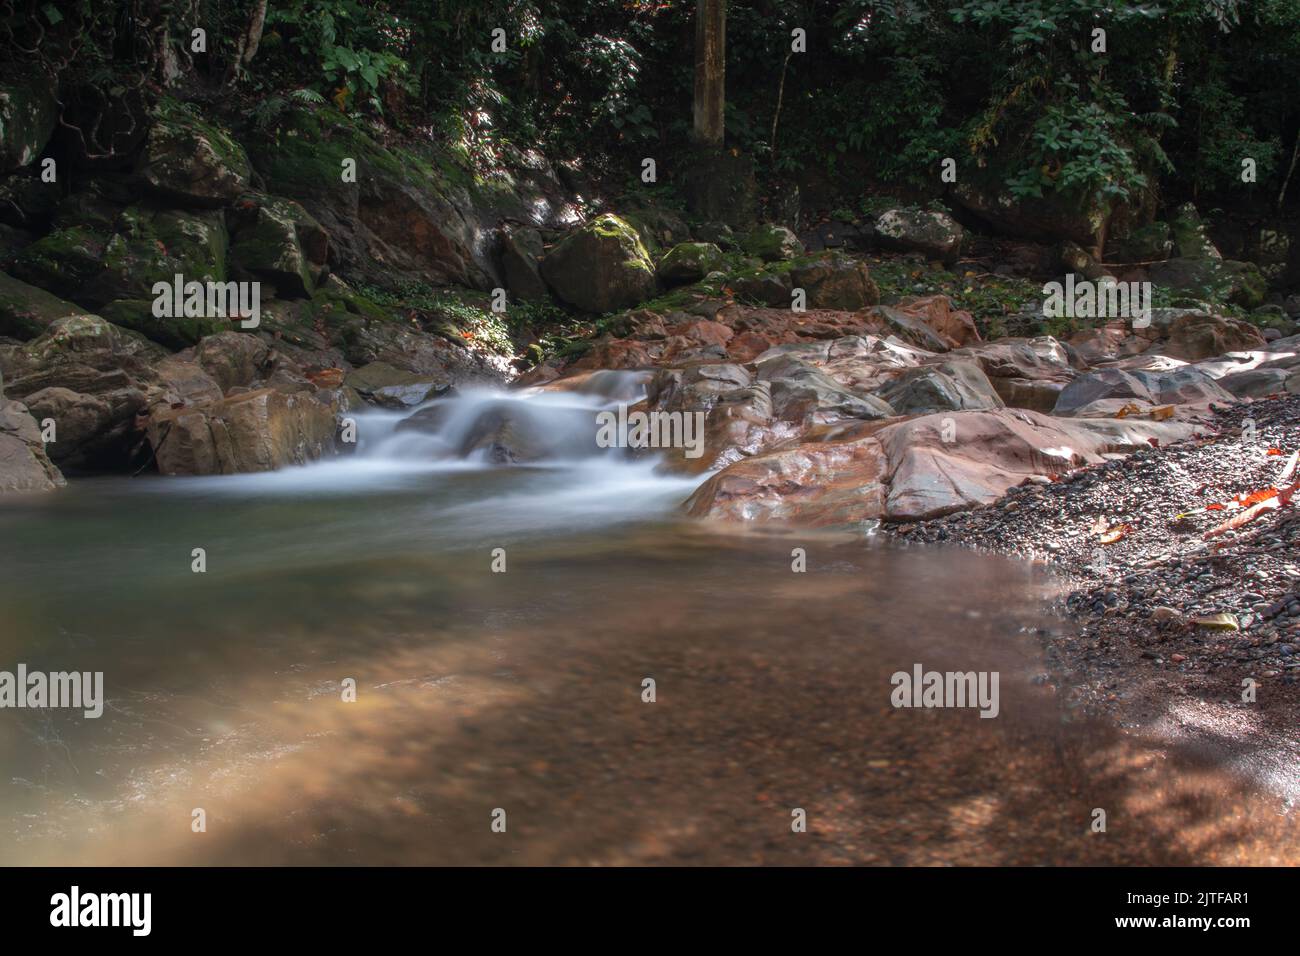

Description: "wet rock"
21 384 147 472
195 332 273 393
875 358 1004 414
790 254 880 310
344 361 448 408
754 354 895 424
1053 366 1233 416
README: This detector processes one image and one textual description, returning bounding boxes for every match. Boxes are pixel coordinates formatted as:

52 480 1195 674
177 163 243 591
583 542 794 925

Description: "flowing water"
0 376 1296 865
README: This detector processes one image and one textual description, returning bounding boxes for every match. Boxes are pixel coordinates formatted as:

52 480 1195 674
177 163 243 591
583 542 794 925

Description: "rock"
742 224 803 263
0 75 58 171
1058 240 1111 280
0 171 58 230
754 354 895 425
0 314 164 401
656 242 726 286
540 214 656 312
1154 311 1267 361
11 203 228 311
730 270 791 307
687 409 1198 525
952 177 1108 246
250 107 576 291
147 386 339 475
875 359 1004 414
873 208 963 261
499 226 549 301
790 254 880 310
344 361 447 408
694 222 737 250
1148 257 1267 309
194 332 273 393
949 337 1075 413
865 295 982 352
0 396 65 493
138 97 251 206
21 384 147 472
1107 221 1173 262
1053 366 1233 416
0 271 83 339
229 194 328 297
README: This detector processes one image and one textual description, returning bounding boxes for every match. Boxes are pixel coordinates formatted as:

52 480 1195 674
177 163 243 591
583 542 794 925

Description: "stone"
873 207 963 261
540 214 656 312
656 242 726 286
0 396 65 493
138 97 251 206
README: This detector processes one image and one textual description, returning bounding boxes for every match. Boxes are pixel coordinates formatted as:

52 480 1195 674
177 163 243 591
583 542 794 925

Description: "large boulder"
864 295 981 352
656 242 726 286
790 255 880 310
1053 366 1234 416
344 361 448 408
948 337 1075 413
742 224 803 262
1152 310 1267 361
1168 202 1220 259
20 385 148 472
686 409 1199 526
147 386 339 475
138 97 251 206
0 76 58 171
11 201 228 312
1148 257 1267 309
250 107 577 291
0 271 83 339
499 226 549 301
754 354 895 425
228 194 328 297
540 214 656 312
0 397 65 493
872 208 963 261
875 359 1004 415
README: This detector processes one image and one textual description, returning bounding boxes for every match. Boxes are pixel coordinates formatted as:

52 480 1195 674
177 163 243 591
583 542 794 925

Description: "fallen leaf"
1114 402 1142 419
1150 405 1175 421
1267 448 1283 456
1278 450 1299 484
1193 613 1239 631
1099 523 1132 544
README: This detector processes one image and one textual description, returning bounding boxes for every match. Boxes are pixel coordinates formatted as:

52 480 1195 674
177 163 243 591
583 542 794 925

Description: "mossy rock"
657 242 726 287
99 298 228 350
540 214 656 313
229 194 328 297
0 75 58 171
742 224 803 263
1169 203 1220 259
139 97 251 206
11 205 227 308
1107 221 1173 262
0 270 84 339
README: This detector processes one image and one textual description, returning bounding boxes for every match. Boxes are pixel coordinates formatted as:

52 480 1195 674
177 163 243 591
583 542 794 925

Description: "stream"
0 375 1295 865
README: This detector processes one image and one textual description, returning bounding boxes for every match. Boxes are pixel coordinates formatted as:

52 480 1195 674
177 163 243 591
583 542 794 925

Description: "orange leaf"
1099 524 1132 544
1150 405 1175 421
1267 448 1283 456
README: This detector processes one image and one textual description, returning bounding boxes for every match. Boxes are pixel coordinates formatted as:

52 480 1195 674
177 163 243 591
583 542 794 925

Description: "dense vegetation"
6 0 1298 220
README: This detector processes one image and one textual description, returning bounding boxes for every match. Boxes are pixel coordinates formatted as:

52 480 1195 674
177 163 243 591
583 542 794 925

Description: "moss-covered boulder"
540 214 656 313
138 97 251 206
742 224 803 263
11 203 227 308
229 194 328 297
1107 221 1173 262
657 242 726 286
98 298 227 350
1148 257 1267 309
0 76 58 171
873 208 964 262
0 271 84 339
790 254 880 310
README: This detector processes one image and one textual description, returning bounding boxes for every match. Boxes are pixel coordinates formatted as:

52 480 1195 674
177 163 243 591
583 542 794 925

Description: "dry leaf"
1114 402 1141 419
1193 613 1240 631
1150 405 1175 421
1278 450 1299 484
1099 524 1132 544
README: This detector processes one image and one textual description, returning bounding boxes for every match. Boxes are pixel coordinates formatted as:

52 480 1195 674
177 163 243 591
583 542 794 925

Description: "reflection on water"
0 399 1296 865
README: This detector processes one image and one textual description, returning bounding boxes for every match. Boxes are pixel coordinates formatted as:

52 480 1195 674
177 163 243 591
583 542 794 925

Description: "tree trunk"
693 0 725 147
225 0 269 87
